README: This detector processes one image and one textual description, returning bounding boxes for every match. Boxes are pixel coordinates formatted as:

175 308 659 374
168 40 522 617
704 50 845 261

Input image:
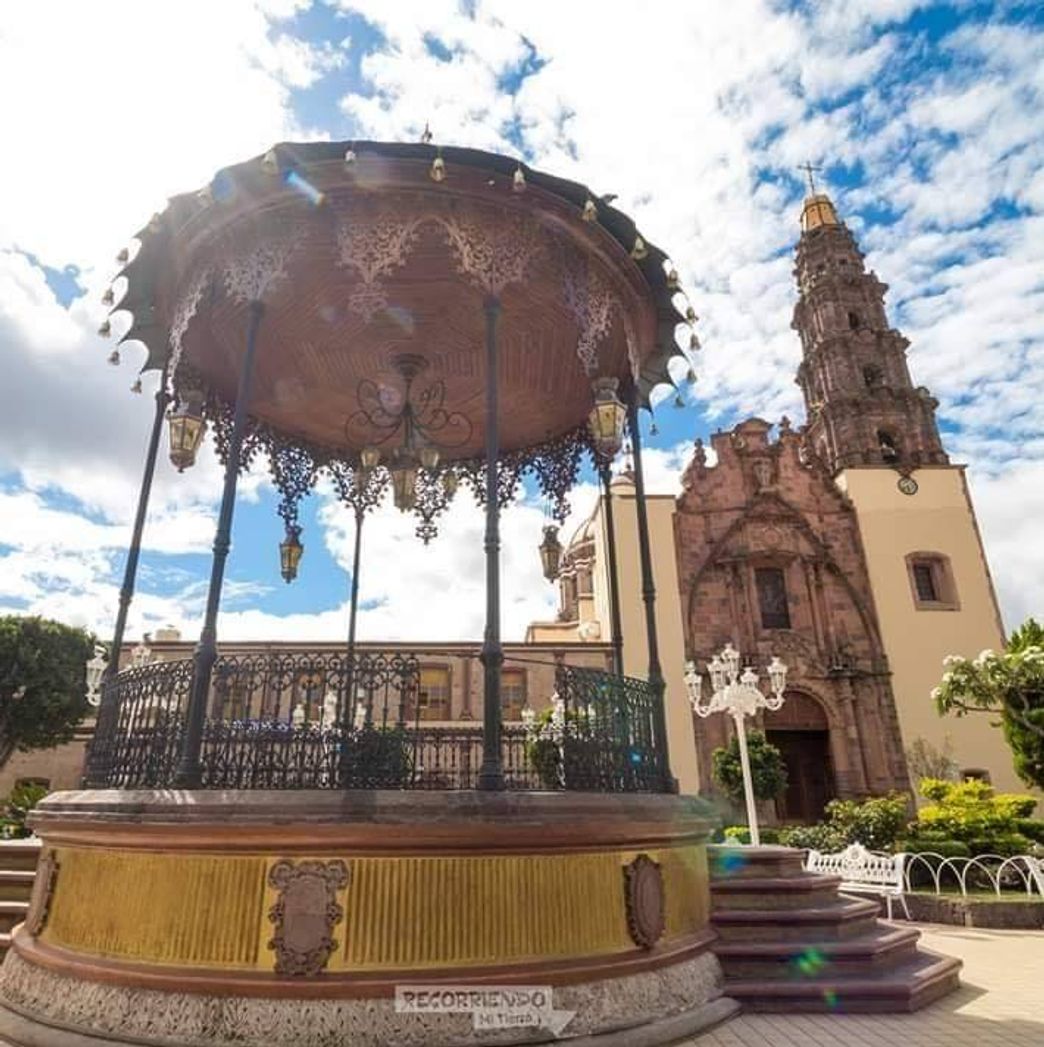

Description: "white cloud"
0 0 1041 647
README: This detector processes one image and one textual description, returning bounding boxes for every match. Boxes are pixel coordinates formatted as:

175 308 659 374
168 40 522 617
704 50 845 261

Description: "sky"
0 0 1041 648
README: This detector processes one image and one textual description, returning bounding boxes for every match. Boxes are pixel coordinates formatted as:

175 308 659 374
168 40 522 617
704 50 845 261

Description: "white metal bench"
806 842 911 920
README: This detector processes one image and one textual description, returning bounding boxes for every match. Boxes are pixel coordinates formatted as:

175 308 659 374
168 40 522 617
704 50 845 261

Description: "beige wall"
0 726 92 796
837 466 1024 794
592 481 700 796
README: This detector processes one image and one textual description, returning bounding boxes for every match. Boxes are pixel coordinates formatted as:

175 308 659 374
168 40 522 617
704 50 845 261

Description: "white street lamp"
685 644 788 846
85 647 108 707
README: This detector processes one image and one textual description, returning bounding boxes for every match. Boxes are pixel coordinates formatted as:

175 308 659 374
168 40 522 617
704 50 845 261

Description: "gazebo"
0 141 726 1047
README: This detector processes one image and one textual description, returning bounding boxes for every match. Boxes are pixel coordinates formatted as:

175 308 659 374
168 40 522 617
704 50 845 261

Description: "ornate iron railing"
84 652 669 792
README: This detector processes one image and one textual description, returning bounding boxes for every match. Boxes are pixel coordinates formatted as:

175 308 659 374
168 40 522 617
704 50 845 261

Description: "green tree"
711 729 788 804
933 618 1044 790
0 616 95 769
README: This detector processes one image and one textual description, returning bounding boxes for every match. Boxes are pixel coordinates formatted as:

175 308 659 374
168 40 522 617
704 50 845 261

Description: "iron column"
477 295 505 790
346 504 365 722
82 363 170 787
599 463 625 678
174 301 264 788
627 395 677 793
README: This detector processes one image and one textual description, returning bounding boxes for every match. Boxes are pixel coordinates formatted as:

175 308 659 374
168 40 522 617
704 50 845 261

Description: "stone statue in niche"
752 458 773 490
267 859 350 976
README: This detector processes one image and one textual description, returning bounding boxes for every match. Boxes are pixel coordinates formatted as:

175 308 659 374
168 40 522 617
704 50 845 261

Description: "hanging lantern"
390 450 418 511
630 235 648 261
107 349 120 366
666 268 679 290
685 305 698 323
419 445 440 471
442 470 458 497
690 332 701 351
279 525 304 583
167 395 206 472
687 367 697 383
130 378 143 394
539 524 563 581
116 247 129 265
360 446 381 469
673 392 685 409
649 419 658 436
430 153 446 183
420 122 434 144
582 198 598 222
512 165 527 193
587 376 628 461
101 288 114 307
98 320 111 338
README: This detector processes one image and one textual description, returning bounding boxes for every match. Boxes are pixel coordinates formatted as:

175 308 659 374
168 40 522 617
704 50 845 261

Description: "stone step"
0 902 28 936
708 845 806 882
711 896 882 942
716 924 922 979
0 841 42 873
710 872 843 911
725 949 962 1013
0 871 35 902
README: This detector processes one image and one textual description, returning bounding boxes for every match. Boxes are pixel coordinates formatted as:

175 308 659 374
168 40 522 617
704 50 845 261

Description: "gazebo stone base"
0 790 728 1047
0 949 735 1047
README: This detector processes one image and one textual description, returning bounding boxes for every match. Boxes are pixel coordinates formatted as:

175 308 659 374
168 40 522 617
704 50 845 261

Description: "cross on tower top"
798 161 823 195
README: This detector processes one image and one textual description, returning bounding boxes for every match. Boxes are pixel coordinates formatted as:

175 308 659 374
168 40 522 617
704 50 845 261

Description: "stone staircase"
0 840 40 962
709 845 961 1012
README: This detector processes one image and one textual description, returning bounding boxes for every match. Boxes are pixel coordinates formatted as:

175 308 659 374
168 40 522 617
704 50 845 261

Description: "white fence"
902 852 1044 898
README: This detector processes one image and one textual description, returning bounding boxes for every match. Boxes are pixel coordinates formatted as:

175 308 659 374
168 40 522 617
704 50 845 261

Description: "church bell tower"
787 185 1016 792
791 193 948 475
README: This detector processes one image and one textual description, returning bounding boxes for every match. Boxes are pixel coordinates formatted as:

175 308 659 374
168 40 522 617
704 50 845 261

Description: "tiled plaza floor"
687 924 1044 1047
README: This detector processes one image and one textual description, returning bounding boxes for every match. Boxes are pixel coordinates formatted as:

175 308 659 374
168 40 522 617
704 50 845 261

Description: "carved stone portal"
623 853 665 949
24 848 59 938
267 859 349 976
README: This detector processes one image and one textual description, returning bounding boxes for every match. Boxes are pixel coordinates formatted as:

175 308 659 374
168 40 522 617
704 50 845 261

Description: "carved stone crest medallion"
24 848 59 937
623 854 665 949
267 859 349 976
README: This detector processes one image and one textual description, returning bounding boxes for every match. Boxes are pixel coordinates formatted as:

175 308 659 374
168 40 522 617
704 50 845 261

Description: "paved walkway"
687 924 1044 1047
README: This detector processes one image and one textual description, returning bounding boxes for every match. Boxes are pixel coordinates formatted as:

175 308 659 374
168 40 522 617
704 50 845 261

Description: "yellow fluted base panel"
41 845 708 972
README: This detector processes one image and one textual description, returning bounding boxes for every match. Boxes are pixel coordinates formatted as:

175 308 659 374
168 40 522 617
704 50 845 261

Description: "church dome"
800 193 839 232
568 512 597 551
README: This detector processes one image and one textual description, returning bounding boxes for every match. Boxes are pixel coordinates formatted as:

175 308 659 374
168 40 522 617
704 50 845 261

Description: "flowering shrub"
778 822 846 853
823 792 911 851
776 792 910 852
914 777 1037 854
932 619 1044 790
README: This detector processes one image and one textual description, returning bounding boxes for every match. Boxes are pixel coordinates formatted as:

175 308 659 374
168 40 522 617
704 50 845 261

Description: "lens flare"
791 947 827 978
711 849 748 877
285 170 325 207
822 988 840 1010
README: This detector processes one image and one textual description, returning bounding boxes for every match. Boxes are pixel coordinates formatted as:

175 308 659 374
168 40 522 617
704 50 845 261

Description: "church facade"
532 190 1016 810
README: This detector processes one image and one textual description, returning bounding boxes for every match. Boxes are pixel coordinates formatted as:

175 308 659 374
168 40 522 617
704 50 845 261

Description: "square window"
907 554 959 611
502 669 526 720
418 667 450 721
